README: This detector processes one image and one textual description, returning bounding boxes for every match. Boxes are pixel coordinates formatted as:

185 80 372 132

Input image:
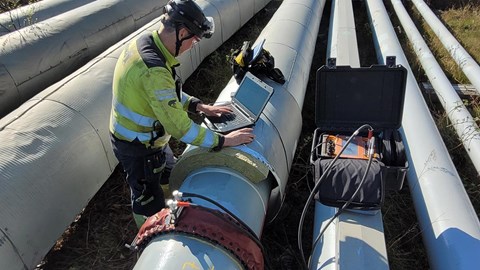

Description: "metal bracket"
327 57 337 69
386 56 396 67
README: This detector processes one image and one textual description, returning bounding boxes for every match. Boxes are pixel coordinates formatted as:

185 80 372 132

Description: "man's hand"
197 103 232 117
223 128 255 146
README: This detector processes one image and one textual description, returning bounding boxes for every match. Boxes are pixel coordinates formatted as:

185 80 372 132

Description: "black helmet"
164 0 215 39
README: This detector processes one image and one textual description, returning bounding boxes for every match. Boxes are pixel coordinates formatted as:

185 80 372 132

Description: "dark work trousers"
110 134 170 217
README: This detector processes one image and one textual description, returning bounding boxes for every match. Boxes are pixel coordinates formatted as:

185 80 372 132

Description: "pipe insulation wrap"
0 0 96 36
180 168 272 236
326 0 360 68
135 0 327 269
0 0 266 268
0 0 168 118
0 25 149 270
366 0 480 269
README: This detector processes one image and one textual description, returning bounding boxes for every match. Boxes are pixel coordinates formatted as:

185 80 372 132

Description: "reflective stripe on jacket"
109 30 221 149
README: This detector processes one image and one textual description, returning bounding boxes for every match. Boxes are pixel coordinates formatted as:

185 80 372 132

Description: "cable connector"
167 197 194 224
368 136 376 157
172 190 183 200
367 129 375 158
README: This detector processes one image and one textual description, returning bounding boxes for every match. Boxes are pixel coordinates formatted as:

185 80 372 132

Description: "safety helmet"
164 0 215 39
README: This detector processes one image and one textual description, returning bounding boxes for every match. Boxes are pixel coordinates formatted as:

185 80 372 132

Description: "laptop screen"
234 73 273 117
249 39 266 64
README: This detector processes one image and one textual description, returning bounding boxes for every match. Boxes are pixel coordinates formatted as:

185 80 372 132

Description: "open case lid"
315 63 407 131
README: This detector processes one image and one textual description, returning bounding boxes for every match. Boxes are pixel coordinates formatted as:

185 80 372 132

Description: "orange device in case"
320 134 372 160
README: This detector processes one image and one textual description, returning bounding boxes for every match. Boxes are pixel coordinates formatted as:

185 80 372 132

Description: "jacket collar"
152 30 180 69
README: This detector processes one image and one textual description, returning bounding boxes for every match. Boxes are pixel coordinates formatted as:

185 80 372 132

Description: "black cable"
297 124 373 270
181 192 272 270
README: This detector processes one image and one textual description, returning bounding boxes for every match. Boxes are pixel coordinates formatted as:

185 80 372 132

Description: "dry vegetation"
0 0 34 13
2 0 478 269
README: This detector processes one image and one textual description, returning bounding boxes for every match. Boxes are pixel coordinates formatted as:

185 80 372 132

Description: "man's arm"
143 68 253 148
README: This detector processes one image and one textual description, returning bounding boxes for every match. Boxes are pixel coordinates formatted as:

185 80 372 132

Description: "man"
109 0 255 227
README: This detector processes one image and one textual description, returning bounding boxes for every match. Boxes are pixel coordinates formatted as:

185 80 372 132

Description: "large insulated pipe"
133 0 327 269
366 0 480 269
391 0 480 174
310 1 389 269
0 0 265 269
326 0 360 68
0 0 167 118
0 0 95 36
411 0 480 94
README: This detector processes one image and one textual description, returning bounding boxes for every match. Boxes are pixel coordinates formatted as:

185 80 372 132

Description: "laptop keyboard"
218 105 250 127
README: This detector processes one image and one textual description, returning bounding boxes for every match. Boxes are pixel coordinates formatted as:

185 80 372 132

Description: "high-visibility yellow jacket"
109 30 223 149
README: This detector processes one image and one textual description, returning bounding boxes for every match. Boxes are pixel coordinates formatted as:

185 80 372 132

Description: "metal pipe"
326 0 360 68
391 0 480 175
0 0 265 268
0 0 95 36
411 0 480 94
0 0 167 118
310 1 388 269
366 0 480 269
133 0 327 269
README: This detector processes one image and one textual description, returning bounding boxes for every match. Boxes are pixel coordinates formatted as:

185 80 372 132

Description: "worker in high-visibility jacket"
109 0 255 227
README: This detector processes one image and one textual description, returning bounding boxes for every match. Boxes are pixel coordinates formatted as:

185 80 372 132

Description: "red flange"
135 206 264 270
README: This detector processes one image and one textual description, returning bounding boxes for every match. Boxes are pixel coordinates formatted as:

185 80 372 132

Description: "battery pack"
319 134 370 160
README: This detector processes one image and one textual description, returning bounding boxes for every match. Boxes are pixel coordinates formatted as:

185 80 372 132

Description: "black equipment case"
310 58 408 210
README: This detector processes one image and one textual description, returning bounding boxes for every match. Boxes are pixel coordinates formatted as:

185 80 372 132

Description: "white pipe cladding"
0 0 167 118
0 0 267 269
366 0 480 269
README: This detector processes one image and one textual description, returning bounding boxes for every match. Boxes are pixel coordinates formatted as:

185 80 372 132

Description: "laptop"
204 72 274 133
